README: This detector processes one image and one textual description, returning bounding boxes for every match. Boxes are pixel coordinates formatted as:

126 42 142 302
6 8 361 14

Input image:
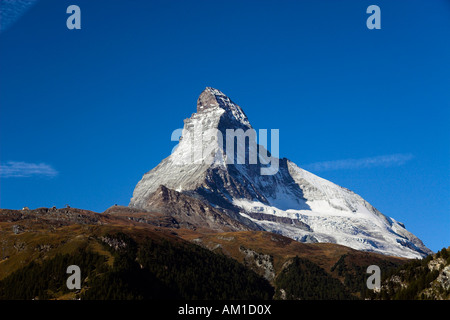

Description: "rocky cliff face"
376 247 450 299
141 185 261 232
129 87 432 259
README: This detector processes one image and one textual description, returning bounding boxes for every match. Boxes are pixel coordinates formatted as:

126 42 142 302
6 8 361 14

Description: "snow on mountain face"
129 87 432 259
235 160 431 259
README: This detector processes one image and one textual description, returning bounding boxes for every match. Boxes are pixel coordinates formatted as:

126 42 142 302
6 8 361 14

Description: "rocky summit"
129 87 432 259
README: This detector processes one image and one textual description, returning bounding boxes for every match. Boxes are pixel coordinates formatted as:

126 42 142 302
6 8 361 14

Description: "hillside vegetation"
368 247 450 300
2 207 446 300
0 230 273 300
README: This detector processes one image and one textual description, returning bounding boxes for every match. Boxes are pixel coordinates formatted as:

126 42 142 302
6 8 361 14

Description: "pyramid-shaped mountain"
129 87 431 259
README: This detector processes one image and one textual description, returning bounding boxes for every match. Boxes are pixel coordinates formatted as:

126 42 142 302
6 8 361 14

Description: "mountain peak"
196 87 250 128
196 87 228 113
129 88 432 259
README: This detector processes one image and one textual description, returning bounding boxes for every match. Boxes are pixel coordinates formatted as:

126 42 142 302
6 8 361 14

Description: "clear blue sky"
1 0 449 253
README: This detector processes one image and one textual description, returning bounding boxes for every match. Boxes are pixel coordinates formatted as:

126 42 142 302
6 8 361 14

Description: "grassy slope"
181 230 408 283
0 207 410 299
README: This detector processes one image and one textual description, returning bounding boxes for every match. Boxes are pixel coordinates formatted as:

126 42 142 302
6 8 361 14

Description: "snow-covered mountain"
130 87 432 259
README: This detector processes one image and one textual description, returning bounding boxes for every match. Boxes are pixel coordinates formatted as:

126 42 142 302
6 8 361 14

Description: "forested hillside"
0 232 274 300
